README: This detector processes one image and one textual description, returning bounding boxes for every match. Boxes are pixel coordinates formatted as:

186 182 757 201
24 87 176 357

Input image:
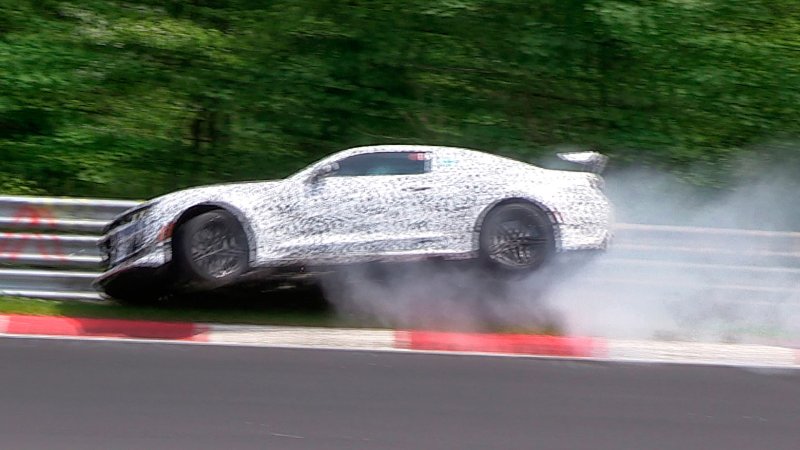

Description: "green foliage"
1 0 799 198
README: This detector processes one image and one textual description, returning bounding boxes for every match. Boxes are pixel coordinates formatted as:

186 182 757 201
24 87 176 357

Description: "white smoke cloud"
321 155 800 346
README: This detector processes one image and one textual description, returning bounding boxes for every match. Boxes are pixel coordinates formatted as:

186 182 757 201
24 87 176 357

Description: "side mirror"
309 162 339 183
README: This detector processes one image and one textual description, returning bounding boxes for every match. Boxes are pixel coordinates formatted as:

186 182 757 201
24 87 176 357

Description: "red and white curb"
0 314 209 341
0 314 797 367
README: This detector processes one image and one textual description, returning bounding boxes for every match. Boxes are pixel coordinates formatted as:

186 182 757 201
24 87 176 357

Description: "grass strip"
0 295 342 327
0 295 556 333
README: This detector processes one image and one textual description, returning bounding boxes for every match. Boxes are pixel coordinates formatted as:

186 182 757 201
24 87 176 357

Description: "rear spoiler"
556 151 608 174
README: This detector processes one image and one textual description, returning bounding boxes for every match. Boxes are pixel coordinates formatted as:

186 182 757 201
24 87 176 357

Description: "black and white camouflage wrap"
96 145 612 284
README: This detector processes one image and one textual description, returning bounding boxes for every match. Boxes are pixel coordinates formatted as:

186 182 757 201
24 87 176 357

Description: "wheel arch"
472 196 562 252
170 202 258 264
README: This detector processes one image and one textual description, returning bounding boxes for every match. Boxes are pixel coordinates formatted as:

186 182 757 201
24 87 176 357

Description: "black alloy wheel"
479 202 555 274
173 210 249 288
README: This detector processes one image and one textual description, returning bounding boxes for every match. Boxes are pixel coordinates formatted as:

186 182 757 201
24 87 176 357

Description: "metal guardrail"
0 196 138 301
1 195 799 302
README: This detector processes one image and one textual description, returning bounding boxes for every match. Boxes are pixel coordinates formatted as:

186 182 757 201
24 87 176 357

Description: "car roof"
334 144 477 159
289 144 535 180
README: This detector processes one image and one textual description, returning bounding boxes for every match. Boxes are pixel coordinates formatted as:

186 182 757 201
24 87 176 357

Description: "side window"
332 152 430 177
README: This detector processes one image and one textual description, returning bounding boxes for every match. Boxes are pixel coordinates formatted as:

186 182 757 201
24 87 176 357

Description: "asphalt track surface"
1 337 798 450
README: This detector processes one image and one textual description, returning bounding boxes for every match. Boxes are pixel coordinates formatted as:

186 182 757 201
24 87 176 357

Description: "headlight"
129 208 149 223
105 203 153 234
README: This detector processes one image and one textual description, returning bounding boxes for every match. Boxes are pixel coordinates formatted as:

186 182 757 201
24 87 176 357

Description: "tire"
478 202 555 275
172 210 249 289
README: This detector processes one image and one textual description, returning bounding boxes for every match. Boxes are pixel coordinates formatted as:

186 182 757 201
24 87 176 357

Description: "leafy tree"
1 0 798 199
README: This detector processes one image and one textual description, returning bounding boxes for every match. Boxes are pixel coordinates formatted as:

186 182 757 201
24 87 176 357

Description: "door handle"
403 186 432 192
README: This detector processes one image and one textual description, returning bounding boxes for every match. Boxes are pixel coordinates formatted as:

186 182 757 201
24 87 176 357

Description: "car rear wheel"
173 210 249 289
479 202 555 275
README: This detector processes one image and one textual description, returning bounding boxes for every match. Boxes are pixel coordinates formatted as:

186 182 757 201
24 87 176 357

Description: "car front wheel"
172 210 249 289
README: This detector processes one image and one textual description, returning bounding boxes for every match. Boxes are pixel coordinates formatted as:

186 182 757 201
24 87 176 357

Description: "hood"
150 179 284 213
165 180 280 199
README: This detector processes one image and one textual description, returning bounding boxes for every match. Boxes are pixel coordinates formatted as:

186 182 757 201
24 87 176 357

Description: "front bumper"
92 242 170 291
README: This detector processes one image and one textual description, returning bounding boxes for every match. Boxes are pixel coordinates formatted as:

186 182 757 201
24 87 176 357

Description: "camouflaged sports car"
94 145 612 301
